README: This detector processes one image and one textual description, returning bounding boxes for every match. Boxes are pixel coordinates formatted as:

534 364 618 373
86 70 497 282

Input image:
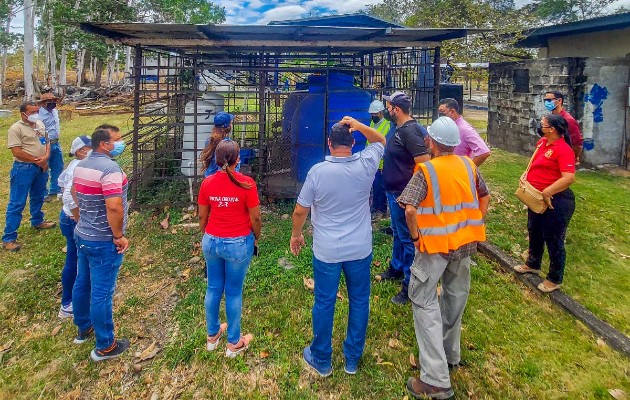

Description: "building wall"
538 27 630 58
488 57 630 166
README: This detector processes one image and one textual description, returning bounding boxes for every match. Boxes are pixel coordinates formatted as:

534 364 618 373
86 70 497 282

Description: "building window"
513 69 529 93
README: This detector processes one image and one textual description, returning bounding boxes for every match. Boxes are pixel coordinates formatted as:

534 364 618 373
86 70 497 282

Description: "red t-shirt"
526 137 575 191
559 109 584 147
198 171 259 237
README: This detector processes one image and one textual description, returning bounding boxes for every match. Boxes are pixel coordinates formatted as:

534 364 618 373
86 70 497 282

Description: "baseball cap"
427 117 461 146
70 135 92 156
383 91 411 109
214 111 234 128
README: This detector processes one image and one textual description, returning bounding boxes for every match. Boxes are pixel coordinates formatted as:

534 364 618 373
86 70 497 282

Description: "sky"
8 0 630 31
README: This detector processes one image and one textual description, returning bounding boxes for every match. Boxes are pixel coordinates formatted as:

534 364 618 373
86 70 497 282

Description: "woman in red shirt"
198 140 262 357
513 114 576 292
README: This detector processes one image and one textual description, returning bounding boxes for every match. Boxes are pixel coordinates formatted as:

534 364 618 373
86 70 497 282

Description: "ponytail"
215 140 252 189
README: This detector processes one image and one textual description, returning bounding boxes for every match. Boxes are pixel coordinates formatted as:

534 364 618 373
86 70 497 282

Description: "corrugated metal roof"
517 12 630 48
79 22 479 55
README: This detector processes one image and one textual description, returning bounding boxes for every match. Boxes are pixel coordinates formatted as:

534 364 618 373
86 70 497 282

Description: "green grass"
480 149 630 336
0 114 629 399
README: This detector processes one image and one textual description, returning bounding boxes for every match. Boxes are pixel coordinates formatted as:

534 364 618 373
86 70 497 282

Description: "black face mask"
46 102 56 111
371 115 381 124
536 123 545 137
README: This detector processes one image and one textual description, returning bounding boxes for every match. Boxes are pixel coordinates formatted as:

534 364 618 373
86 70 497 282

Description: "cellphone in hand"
253 244 259 257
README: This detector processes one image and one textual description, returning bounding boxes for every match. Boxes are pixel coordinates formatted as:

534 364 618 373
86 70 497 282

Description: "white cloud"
301 0 382 14
256 5 309 25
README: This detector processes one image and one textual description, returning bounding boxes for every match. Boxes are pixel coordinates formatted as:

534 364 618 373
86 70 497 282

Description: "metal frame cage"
78 20 476 207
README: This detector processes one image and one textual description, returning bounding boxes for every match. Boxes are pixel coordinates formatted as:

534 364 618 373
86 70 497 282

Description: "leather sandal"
513 265 541 275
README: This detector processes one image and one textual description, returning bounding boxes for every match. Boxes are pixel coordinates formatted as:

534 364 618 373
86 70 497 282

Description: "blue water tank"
281 82 309 142
291 72 372 182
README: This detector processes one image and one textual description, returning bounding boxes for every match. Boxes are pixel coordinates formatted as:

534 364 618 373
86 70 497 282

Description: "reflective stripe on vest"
415 156 485 254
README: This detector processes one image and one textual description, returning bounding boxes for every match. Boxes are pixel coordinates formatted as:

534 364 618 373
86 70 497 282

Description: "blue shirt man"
290 117 385 377
38 93 64 198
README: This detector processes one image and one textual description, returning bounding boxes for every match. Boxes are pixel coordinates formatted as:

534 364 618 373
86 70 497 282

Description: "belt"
49 139 59 144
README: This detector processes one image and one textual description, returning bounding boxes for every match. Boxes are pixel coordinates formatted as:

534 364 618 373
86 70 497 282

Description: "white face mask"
85 150 93 157
27 114 40 124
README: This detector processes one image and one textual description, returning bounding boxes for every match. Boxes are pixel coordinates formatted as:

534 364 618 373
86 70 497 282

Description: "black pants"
525 188 575 284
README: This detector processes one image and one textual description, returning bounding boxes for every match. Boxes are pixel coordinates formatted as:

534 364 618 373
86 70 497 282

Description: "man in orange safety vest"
397 116 490 399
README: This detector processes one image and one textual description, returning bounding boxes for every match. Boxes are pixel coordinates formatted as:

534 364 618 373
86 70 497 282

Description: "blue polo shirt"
297 142 384 263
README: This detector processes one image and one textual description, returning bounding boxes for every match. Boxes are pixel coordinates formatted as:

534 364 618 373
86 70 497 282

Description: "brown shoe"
34 221 56 230
537 280 561 293
2 241 21 252
513 265 541 275
406 377 454 399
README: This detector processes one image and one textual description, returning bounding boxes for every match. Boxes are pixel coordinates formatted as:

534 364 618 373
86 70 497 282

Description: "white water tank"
180 93 225 176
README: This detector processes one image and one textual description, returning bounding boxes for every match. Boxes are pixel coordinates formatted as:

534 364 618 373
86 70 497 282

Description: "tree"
24 0 36 100
529 0 618 23
136 0 225 24
368 0 536 63
0 0 21 103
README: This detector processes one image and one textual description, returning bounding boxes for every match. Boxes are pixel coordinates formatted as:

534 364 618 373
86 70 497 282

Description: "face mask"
26 114 40 124
46 102 57 111
371 115 381 124
544 100 556 111
109 141 126 157
536 123 545 137
85 150 93 157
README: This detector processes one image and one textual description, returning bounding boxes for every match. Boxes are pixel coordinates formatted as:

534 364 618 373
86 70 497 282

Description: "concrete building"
488 13 630 168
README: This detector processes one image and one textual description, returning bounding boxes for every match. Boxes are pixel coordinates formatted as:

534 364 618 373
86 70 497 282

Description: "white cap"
368 100 385 113
427 116 461 146
70 135 92 156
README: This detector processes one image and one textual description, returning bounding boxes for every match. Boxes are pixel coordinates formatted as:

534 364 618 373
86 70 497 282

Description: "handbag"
515 145 548 214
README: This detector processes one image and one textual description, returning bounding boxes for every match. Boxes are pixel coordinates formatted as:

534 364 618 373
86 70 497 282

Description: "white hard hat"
427 116 461 146
368 100 385 113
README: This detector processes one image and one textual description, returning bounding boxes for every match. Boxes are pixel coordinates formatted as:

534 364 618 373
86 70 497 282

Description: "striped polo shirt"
73 152 128 241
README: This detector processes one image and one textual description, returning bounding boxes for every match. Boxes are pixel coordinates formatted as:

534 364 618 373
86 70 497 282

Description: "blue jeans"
202 232 254 344
73 237 124 350
47 142 64 195
387 191 414 287
59 211 78 307
371 169 387 214
310 253 372 369
2 162 48 243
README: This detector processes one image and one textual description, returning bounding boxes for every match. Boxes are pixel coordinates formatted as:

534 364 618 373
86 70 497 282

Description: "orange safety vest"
415 155 486 254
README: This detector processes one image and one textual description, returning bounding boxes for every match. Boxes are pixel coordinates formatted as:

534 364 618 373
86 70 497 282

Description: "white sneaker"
58 303 73 319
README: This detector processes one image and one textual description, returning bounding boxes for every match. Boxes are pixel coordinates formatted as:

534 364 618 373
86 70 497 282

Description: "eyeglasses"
540 125 552 129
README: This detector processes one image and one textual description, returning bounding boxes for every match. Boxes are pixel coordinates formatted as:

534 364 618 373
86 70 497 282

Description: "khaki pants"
409 251 471 388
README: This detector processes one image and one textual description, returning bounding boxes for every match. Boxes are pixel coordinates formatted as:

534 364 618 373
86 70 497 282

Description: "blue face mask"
544 100 556 111
109 141 126 157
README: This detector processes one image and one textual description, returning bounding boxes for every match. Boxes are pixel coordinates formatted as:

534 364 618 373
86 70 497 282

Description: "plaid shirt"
397 159 489 261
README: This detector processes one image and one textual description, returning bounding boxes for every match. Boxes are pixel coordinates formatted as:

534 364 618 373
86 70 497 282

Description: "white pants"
409 251 471 388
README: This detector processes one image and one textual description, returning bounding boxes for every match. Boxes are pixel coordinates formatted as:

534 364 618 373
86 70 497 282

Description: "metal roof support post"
131 45 142 208
432 46 441 121
258 51 267 182
324 50 331 160
192 50 199 181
